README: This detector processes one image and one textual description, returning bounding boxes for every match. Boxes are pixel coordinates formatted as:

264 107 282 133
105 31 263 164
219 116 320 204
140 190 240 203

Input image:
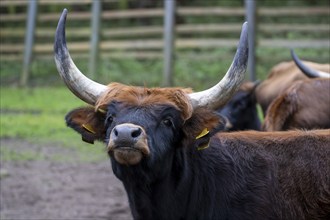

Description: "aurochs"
255 50 330 115
55 9 330 220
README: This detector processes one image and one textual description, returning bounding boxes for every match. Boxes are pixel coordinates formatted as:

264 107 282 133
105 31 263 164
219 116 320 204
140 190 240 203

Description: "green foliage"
97 57 163 86
255 47 330 80
257 0 329 6
1 47 329 88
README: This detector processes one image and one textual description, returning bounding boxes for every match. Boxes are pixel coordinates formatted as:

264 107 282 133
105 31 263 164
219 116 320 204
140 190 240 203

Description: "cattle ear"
182 108 226 149
241 80 260 94
65 107 106 144
250 80 261 94
248 80 261 102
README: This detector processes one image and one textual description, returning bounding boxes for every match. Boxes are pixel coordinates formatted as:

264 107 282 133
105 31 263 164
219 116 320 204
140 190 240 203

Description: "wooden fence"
0 0 329 85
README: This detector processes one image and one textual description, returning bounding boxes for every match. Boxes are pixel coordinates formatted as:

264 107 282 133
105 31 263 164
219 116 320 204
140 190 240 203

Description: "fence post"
244 0 257 81
162 0 176 86
20 0 38 87
89 0 102 79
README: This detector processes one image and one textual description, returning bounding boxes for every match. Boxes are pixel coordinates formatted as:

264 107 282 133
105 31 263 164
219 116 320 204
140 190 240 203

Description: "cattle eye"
162 118 173 127
106 115 114 125
235 101 244 109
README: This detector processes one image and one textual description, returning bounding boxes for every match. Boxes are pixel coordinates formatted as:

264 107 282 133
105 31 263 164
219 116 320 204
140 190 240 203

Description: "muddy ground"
0 139 133 220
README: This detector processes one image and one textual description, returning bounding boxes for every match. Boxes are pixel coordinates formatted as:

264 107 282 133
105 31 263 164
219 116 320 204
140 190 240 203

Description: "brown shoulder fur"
263 79 330 131
262 81 301 131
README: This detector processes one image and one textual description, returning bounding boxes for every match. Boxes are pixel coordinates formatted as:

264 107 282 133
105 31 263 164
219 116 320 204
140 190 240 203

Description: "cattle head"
55 9 248 173
217 81 261 131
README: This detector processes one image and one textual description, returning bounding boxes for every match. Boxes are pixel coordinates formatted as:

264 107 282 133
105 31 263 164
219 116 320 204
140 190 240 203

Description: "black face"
66 98 225 182
104 101 185 171
217 90 257 131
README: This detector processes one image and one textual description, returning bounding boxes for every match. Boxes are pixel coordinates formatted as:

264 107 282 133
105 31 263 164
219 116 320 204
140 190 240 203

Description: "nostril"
113 128 118 137
131 127 142 138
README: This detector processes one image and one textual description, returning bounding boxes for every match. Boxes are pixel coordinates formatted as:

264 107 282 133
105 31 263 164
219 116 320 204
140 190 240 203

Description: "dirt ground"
0 139 133 220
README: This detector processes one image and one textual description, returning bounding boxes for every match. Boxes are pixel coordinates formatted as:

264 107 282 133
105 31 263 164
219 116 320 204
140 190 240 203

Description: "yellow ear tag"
97 108 106 114
82 124 96 134
195 128 209 139
197 142 210 151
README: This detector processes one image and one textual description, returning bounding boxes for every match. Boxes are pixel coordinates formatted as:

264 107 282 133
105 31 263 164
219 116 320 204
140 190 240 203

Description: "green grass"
1 87 82 114
0 87 82 141
0 143 107 162
0 147 45 161
0 87 108 162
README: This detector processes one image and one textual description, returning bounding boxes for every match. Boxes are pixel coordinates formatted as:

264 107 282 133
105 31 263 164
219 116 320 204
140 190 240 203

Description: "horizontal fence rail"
2 24 329 38
0 5 329 60
1 39 329 54
1 7 329 22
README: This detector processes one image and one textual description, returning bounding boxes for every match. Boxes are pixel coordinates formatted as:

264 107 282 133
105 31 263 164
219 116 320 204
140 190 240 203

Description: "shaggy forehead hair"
95 83 194 120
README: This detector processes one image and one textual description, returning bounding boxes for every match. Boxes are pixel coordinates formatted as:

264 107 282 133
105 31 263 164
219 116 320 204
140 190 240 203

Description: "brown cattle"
255 55 330 115
262 51 330 131
55 9 330 220
262 78 330 131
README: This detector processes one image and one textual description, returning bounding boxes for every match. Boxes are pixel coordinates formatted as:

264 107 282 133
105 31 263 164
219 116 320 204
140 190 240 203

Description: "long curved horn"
188 22 249 110
291 49 330 78
54 9 108 105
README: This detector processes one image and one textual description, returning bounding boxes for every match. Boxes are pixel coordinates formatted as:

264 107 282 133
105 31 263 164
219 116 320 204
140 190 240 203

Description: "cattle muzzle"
107 123 150 165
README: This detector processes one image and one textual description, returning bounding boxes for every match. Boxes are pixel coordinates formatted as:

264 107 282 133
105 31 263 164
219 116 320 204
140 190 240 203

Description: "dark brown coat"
66 83 330 220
